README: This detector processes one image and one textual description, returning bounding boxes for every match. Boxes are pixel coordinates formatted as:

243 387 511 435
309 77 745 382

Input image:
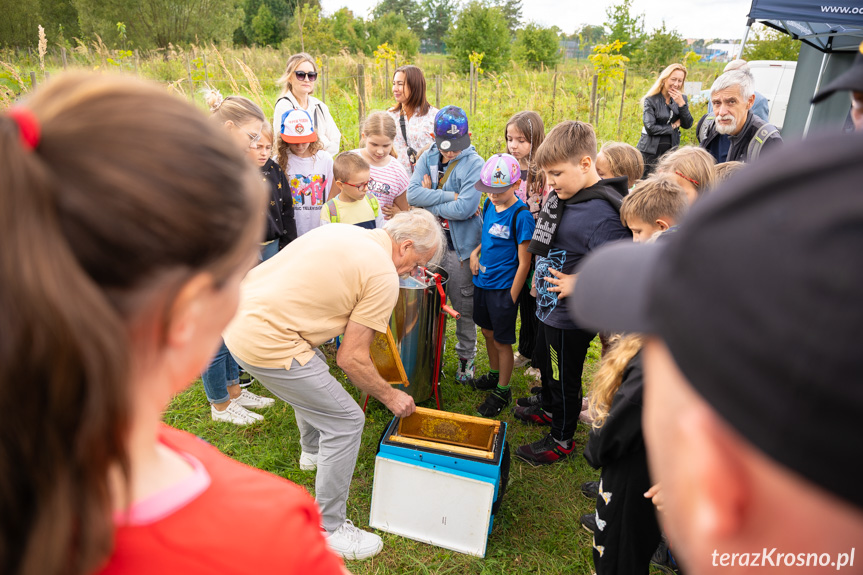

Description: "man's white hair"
384 209 446 266
710 69 755 102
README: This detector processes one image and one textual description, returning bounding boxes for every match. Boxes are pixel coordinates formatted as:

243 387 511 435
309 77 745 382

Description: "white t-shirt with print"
285 151 334 237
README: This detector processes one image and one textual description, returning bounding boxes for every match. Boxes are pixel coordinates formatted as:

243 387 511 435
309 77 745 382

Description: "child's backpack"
326 194 380 225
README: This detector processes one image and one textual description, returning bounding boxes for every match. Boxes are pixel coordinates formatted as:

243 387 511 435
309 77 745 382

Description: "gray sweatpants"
441 247 477 360
234 349 364 533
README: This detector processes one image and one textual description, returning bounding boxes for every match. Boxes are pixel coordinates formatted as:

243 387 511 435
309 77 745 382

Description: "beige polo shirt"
224 225 399 369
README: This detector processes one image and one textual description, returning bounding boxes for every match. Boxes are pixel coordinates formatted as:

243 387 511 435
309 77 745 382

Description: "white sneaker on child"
299 451 318 471
232 389 275 410
211 402 262 425
325 520 383 560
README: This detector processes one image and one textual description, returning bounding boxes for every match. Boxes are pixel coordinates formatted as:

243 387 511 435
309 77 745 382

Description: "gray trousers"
234 349 364 533
441 247 477 360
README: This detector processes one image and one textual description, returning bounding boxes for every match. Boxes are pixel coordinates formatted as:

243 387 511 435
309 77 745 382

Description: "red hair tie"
675 170 700 186
7 107 41 151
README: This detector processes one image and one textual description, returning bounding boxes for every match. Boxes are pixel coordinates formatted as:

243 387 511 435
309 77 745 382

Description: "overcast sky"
319 0 754 40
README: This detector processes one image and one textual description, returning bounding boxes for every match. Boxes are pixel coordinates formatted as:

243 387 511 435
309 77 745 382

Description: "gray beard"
715 116 738 135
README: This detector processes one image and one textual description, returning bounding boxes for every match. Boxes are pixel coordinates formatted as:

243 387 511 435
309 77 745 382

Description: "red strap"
7 107 40 151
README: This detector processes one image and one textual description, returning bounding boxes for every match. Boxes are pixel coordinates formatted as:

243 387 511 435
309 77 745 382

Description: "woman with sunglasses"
274 53 341 157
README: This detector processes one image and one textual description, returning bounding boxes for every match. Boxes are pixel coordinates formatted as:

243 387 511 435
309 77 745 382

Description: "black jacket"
697 110 783 164
584 351 661 575
261 158 297 244
636 93 693 155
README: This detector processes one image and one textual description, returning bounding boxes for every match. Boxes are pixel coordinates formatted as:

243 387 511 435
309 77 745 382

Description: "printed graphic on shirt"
489 223 511 240
289 174 328 209
593 537 605 557
535 248 566 322
594 510 607 531
368 177 393 198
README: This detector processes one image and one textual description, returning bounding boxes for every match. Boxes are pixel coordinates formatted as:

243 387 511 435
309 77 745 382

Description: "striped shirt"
350 150 410 213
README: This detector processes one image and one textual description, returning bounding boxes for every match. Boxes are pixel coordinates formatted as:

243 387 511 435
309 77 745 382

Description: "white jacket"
273 92 341 157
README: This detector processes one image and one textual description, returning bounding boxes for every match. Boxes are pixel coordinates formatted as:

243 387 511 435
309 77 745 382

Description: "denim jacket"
407 144 484 261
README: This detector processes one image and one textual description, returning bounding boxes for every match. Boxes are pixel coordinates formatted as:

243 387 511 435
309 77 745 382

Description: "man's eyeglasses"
295 71 319 82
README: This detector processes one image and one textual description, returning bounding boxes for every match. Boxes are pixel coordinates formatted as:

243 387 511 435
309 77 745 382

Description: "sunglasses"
295 71 319 82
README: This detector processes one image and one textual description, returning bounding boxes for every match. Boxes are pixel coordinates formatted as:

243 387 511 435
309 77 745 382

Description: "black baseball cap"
570 130 863 510
812 41 863 103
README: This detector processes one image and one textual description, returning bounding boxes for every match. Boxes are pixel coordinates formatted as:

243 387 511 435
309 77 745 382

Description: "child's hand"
382 204 400 219
469 251 480 276
422 174 432 189
644 483 664 512
545 268 575 299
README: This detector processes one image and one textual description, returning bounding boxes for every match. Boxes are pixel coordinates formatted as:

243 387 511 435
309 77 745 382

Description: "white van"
747 60 797 129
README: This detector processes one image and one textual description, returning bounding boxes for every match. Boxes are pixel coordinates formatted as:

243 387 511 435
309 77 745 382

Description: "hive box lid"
369 456 495 557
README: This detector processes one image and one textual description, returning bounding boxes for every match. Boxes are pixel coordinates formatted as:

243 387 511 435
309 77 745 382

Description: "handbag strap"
399 112 410 147
437 159 459 190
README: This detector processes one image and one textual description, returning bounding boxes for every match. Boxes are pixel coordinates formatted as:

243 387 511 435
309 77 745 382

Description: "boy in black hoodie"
514 121 631 465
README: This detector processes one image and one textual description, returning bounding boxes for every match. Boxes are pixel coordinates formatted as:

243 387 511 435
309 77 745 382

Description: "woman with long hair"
0 72 345 575
274 52 341 156
636 63 693 177
387 64 439 174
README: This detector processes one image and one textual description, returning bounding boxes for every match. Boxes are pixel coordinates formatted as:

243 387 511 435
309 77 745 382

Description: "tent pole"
738 18 754 58
804 51 830 137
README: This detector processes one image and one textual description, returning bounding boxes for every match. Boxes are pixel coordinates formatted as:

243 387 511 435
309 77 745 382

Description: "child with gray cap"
467 153 536 416
570 130 863 574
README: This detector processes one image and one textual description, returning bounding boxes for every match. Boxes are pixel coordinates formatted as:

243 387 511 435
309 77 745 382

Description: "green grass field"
165 321 606 574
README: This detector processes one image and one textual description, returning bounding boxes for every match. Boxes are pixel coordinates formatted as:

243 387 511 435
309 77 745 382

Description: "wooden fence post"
617 68 628 140
186 51 194 100
357 63 366 136
435 73 441 109
134 50 140 76
202 51 210 86
61 47 68 69
551 71 558 121
589 74 598 125
30 71 37 89
321 63 327 104
385 60 389 99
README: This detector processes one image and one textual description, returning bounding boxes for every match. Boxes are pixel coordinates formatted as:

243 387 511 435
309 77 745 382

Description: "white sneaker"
211 402 262 425
299 451 318 471
232 389 275 410
325 520 383 560
513 352 530 368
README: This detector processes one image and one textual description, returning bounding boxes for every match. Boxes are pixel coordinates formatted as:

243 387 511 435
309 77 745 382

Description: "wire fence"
1 44 715 156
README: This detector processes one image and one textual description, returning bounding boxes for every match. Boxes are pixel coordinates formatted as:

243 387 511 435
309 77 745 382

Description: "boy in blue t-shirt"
467 153 536 416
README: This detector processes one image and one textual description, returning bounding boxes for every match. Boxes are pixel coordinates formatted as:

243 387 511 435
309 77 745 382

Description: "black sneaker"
515 433 574 466
651 537 682 574
477 388 511 417
581 480 599 500
580 512 597 534
238 372 254 388
516 392 543 407
512 404 552 426
463 372 499 390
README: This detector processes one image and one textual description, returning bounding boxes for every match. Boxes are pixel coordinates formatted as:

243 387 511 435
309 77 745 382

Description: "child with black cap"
514 120 631 466
407 105 484 384
468 153 536 416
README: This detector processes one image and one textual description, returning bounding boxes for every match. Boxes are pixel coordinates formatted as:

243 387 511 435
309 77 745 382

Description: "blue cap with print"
433 105 470 152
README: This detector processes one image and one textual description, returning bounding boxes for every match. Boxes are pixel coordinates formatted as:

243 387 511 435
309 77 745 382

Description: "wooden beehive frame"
388 407 501 460
370 325 409 387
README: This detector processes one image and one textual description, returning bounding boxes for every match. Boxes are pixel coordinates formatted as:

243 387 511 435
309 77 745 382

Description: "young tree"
603 0 644 58
514 22 560 69
328 7 367 55
446 0 511 73
743 25 800 61
251 3 281 46
638 22 686 72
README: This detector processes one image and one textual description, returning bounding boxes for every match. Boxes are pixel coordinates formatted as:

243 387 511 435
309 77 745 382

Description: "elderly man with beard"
697 69 782 164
